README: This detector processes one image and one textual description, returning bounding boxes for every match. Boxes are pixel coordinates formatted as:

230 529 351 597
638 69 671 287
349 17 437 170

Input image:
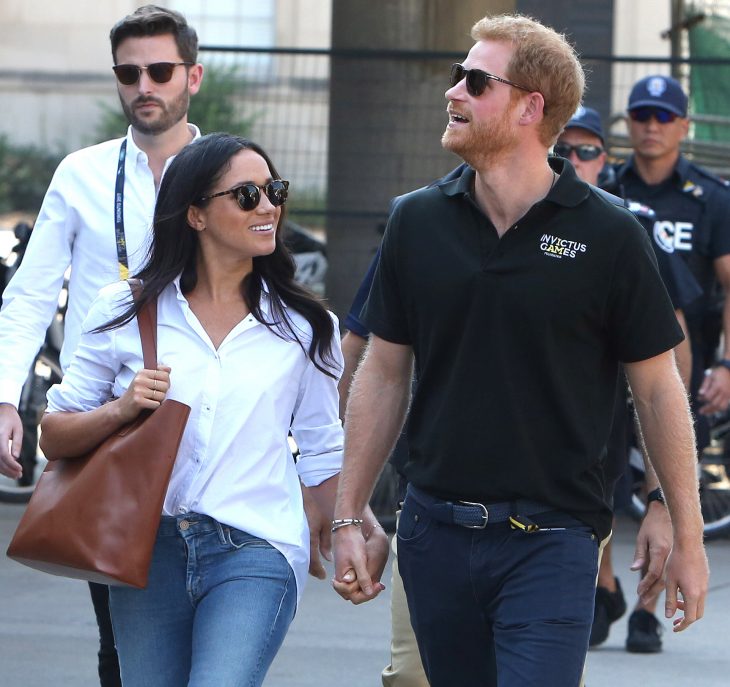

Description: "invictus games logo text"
540 234 587 259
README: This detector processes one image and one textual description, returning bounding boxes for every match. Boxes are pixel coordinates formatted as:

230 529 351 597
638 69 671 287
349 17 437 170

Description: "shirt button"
179 520 190 531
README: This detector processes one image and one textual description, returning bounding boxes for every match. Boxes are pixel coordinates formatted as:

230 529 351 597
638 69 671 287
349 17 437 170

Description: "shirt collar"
437 155 590 208
125 123 202 165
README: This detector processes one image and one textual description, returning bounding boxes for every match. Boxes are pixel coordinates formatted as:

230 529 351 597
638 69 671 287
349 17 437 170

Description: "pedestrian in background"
0 6 204 684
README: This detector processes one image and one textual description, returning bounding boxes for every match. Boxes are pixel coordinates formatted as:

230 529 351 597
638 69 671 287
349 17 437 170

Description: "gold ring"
153 379 157 391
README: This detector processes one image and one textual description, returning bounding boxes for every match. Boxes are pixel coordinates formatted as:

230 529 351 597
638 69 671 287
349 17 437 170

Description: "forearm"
40 400 129 460
338 331 368 420
335 343 412 517
632 378 702 542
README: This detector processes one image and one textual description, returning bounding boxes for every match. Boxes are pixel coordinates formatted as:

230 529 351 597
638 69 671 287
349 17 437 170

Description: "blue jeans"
109 514 297 687
397 489 599 687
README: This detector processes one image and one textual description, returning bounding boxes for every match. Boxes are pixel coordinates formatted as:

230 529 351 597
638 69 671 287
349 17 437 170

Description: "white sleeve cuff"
296 450 342 487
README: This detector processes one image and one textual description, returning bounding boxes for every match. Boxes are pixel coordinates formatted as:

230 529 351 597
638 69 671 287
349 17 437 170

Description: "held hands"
332 522 389 605
0 403 23 479
115 365 171 424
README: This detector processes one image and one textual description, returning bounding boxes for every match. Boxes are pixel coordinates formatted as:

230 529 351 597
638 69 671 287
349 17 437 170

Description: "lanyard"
114 140 129 280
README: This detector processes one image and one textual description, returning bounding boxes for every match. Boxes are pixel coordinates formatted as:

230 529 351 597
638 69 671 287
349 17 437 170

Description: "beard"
442 103 520 168
120 86 190 135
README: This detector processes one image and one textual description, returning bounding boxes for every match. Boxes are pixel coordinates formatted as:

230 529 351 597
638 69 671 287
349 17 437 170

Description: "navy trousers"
397 489 599 687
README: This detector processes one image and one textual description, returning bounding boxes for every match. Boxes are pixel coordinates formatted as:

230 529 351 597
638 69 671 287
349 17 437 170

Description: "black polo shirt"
617 155 730 324
362 158 683 539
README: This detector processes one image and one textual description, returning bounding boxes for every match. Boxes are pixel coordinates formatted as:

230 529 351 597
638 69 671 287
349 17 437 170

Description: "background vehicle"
284 219 327 296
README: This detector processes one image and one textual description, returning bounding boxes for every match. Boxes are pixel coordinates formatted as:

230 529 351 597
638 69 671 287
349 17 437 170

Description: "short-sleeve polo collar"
436 155 590 208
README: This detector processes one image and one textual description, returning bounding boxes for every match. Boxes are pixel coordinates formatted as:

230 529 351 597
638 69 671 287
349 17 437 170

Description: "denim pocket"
534 526 597 543
225 527 271 550
397 497 432 544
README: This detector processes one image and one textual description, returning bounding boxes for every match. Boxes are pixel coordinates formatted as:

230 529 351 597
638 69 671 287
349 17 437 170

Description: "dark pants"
89 582 122 687
397 489 598 687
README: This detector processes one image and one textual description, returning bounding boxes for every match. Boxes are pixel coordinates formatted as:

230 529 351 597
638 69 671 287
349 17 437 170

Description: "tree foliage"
0 135 64 215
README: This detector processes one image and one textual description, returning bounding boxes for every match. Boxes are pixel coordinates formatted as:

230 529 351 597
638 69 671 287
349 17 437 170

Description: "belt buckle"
458 500 488 529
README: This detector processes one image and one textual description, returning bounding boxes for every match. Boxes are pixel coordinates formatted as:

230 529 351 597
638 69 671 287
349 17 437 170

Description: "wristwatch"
716 359 730 372
647 487 666 506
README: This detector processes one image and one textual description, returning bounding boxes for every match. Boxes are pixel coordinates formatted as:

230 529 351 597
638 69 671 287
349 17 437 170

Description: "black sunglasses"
628 107 678 124
200 180 290 212
553 143 604 161
112 62 193 86
449 63 532 97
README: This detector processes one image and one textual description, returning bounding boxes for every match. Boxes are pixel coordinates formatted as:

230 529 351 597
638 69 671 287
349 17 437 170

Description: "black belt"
407 484 550 529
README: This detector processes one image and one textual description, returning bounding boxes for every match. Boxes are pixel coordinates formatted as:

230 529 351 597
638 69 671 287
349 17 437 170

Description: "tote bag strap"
128 279 158 370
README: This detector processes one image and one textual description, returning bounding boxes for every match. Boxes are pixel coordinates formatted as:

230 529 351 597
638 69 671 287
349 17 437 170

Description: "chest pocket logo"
539 234 587 259
653 220 694 253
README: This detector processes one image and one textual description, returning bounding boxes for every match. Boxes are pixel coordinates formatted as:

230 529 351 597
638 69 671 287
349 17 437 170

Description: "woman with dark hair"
40 133 388 686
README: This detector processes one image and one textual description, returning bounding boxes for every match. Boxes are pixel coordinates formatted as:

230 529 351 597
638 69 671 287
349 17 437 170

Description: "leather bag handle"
129 279 157 370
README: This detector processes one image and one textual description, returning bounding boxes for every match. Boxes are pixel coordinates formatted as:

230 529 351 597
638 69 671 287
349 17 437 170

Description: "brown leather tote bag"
6 286 190 588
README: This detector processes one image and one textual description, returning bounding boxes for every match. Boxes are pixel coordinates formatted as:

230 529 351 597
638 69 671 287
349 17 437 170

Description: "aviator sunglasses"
628 107 679 124
449 63 532 97
112 61 193 85
553 143 604 161
200 180 290 212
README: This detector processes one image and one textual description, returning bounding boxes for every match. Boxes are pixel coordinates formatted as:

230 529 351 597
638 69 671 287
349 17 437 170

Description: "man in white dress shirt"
0 5 203 685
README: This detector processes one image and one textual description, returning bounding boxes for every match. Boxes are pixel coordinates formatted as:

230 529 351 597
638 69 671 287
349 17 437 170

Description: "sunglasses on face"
553 143 604 161
628 107 678 124
200 180 290 212
449 63 532 97
112 61 193 86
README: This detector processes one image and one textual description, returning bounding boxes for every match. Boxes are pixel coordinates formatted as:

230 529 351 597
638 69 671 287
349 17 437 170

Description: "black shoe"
626 609 663 653
589 577 627 647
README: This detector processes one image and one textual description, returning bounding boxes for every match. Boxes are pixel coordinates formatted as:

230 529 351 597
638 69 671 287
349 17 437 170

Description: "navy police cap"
565 106 604 144
628 75 688 117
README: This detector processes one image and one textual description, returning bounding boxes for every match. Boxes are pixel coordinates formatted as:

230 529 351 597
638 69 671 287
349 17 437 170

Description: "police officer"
616 75 730 424
557 106 701 654
615 74 730 652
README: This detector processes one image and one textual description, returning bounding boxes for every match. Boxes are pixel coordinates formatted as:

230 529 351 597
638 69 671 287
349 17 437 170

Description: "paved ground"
1 503 728 686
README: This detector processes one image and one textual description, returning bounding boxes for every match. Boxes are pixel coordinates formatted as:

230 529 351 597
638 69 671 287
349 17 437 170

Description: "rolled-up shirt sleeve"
291 320 344 486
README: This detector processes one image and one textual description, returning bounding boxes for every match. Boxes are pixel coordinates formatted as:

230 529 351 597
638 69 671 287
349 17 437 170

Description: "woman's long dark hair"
100 133 337 377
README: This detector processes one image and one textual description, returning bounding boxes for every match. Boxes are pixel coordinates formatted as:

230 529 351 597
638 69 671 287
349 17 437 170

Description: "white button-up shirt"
0 125 201 406
46 278 344 601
